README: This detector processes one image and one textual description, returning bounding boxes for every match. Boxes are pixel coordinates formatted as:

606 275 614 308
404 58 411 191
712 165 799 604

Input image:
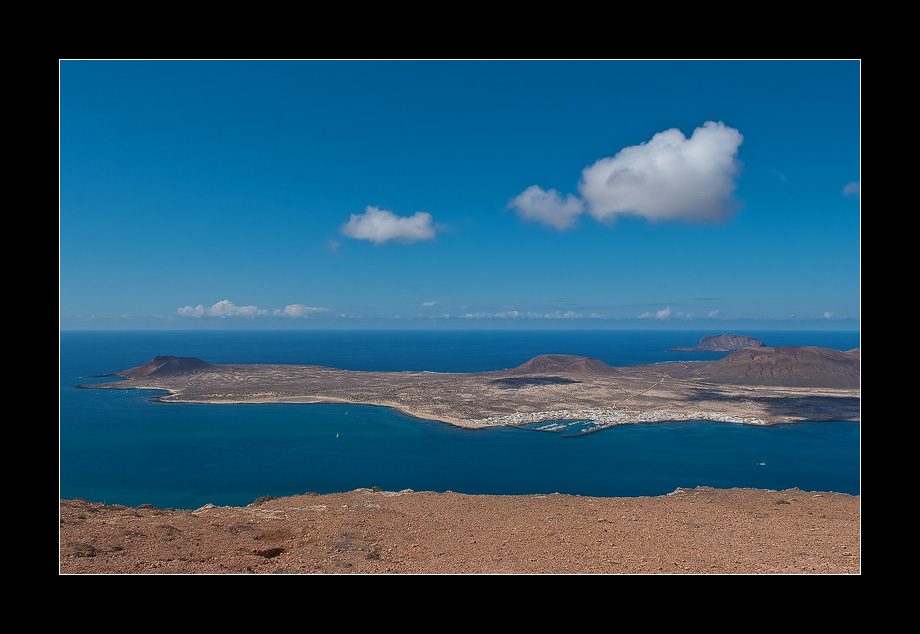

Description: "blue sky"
60 60 860 331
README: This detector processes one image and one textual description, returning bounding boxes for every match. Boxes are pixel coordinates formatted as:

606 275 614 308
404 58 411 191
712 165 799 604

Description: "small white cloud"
843 181 860 197
457 309 599 320
274 304 329 318
543 310 582 319
177 305 205 317
639 306 672 319
422 300 437 306
824 311 834 319
708 309 721 318
178 299 267 318
508 185 585 230
460 310 521 319
341 206 436 244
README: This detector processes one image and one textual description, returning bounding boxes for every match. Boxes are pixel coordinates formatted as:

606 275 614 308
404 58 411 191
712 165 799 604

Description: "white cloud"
274 304 329 318
458 309 593 320
580 121 743 223
543 310 582 319
637 306 672 320
460 310 521 319
843 181 860 197
178 300 329 319
508 185 585 230
177 299 267 318
824 311 834 319
341 206 436 244
510 121 744 229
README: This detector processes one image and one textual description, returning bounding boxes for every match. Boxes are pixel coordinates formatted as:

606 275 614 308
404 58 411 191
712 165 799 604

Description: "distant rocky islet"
670 333 767 352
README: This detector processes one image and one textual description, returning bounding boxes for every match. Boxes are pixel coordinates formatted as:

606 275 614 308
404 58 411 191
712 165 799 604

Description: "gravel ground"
60 487 859 574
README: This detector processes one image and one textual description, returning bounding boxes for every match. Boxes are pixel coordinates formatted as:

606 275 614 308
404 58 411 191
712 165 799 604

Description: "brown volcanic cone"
501 354 620 376
112 355 215 379
688 346 860 388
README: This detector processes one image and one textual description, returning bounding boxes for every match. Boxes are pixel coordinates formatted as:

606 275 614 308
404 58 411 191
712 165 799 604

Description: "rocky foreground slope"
60 487 859 574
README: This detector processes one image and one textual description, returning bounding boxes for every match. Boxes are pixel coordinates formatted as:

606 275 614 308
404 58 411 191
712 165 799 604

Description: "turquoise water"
59 330 860 509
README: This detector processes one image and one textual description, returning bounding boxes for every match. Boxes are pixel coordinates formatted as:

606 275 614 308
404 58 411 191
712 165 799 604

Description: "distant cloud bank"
178 300 327 319
274 304 329 318
637 306 673 320
458 309 604 320
341 206 436 244
510 121 744 229
178 299 266 318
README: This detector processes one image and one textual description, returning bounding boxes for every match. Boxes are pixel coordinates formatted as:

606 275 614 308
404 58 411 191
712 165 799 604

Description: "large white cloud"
580 121 743 222
511 121 744 229
341 206 436 244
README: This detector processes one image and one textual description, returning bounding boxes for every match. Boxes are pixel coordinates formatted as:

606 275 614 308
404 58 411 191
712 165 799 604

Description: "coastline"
63 347 861 574
84 356 859 431
62 335 861 574
147 389 840 430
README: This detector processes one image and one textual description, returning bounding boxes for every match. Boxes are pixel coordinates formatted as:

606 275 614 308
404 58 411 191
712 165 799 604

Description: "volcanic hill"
676 346 860 388
110 355 215 379
500 354 620 376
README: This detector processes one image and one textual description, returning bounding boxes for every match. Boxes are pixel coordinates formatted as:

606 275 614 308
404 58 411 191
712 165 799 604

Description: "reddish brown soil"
60 487 859 574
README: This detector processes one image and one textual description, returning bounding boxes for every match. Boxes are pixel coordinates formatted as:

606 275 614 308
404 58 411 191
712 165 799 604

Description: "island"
79 346 861 430
670 333 766 352
65 346 861 574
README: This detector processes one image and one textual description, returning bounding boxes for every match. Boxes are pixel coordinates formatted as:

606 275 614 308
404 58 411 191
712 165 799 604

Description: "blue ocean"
59 329 860 509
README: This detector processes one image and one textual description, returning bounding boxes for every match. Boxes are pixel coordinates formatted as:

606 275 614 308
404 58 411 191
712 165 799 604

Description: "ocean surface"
60 329 860 509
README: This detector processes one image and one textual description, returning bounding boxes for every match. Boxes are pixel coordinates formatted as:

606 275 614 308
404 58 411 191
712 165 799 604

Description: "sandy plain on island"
80 352 861 429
